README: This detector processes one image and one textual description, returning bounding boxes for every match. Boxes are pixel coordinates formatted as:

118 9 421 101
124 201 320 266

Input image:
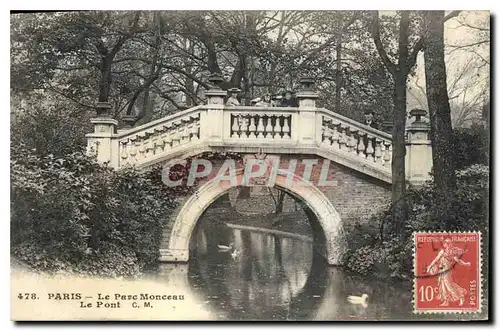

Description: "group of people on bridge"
225 88 299 108
224 86 381 131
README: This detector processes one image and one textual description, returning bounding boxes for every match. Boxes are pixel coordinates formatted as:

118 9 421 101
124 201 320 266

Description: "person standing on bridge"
226 88 241 106
256 93 272 107
271 94 281 107
280 89 298 107
364 110 380 130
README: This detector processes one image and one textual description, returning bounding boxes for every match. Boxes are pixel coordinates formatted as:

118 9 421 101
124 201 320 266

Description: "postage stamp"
413 232 482 314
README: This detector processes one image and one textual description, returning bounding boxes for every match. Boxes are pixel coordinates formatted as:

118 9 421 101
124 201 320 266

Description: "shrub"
10 144 179 276
344 164 489 280
452 125 489 170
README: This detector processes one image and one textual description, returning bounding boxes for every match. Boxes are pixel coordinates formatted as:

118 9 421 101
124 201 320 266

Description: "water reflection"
171 227 414 320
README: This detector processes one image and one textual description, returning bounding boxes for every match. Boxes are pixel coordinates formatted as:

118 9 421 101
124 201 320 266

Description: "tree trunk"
392 72 408 230
275 190 286 214
423 11 457 224
371 11 413 230
211 193 232 209
185 38 196 107
237 186 251 199
98 56 112 102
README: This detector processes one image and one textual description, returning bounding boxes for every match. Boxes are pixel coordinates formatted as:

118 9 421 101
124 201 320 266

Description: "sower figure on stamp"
426 238 471 307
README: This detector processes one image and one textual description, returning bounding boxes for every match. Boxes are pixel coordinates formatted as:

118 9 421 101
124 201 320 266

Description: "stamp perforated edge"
412 231 483 314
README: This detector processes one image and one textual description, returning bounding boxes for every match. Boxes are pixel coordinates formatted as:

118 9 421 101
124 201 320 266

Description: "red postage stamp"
413 232 482 314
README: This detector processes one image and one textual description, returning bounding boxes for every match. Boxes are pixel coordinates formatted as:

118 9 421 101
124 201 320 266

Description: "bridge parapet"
115 106 205 168
319 108 393 168
86 99 430 184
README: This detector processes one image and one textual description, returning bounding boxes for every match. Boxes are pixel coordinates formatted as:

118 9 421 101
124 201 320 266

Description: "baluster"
265 114 273 138
231 116 240 138
366 135 374 162
348 128 358 154
146 134 156 157
240 115 249 138
186 123 193 141
282 116 290 139
322 124 332 146
156 132 165 153
159 133 167 152
338 125 347 150
162 124 171 151
171 126 181 147
383 141 392 167
181 124 190 144
330 121 339 149
163 130 173 150
154 128 164 154
248 116 257 138
190 113 200 138
357 131 366 157
257 115 265 138
190 121 200 140
129 137 138 162
138 138 147 159
148 137 156 157
120 140 129 164
273 115 282 139
374 139 383 164
380 142 386 164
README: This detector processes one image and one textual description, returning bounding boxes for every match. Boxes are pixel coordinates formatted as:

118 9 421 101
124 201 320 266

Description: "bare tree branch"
371 11 397 77
408 10 462 69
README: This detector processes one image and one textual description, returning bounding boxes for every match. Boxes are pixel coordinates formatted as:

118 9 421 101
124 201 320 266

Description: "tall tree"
422 11 458 224
371 11 421 229
371 10 460 229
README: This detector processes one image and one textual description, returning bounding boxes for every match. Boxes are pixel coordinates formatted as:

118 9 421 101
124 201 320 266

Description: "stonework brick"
159 153 391 250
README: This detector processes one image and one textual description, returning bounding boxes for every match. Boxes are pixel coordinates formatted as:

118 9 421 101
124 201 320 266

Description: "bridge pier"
86 102 119 168
405 109 432 184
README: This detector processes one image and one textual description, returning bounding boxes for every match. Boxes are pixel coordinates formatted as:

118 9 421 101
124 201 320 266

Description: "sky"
408 11 490 126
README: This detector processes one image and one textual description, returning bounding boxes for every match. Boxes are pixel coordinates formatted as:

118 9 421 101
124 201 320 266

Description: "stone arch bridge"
87 87 432 265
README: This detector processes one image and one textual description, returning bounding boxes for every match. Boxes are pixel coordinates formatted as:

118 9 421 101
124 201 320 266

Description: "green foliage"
452 125 489 170
11 93 92 157
11 145 178 276
344 164 489 280
10 141 242 276
11 11 395 122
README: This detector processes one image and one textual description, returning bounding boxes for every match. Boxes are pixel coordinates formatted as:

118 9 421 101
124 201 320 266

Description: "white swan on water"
347 294 369 308
217 243 233 252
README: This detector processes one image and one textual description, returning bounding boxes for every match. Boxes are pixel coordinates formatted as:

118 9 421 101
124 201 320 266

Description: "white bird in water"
230 249 240 260
347 294 369 308
217 243 233 252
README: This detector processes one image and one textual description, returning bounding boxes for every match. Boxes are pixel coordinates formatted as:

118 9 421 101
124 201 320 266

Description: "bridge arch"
167 171 346 265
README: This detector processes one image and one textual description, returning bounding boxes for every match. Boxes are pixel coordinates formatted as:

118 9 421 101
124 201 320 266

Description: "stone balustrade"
109 106 204 168
319 109 393 169
87 99 431 184
226 107 295 141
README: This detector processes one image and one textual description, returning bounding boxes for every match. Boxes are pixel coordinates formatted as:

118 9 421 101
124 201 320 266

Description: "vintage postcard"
10 10 490 321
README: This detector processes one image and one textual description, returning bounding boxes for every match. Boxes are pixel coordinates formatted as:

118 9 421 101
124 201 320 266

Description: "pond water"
155 227 417 321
